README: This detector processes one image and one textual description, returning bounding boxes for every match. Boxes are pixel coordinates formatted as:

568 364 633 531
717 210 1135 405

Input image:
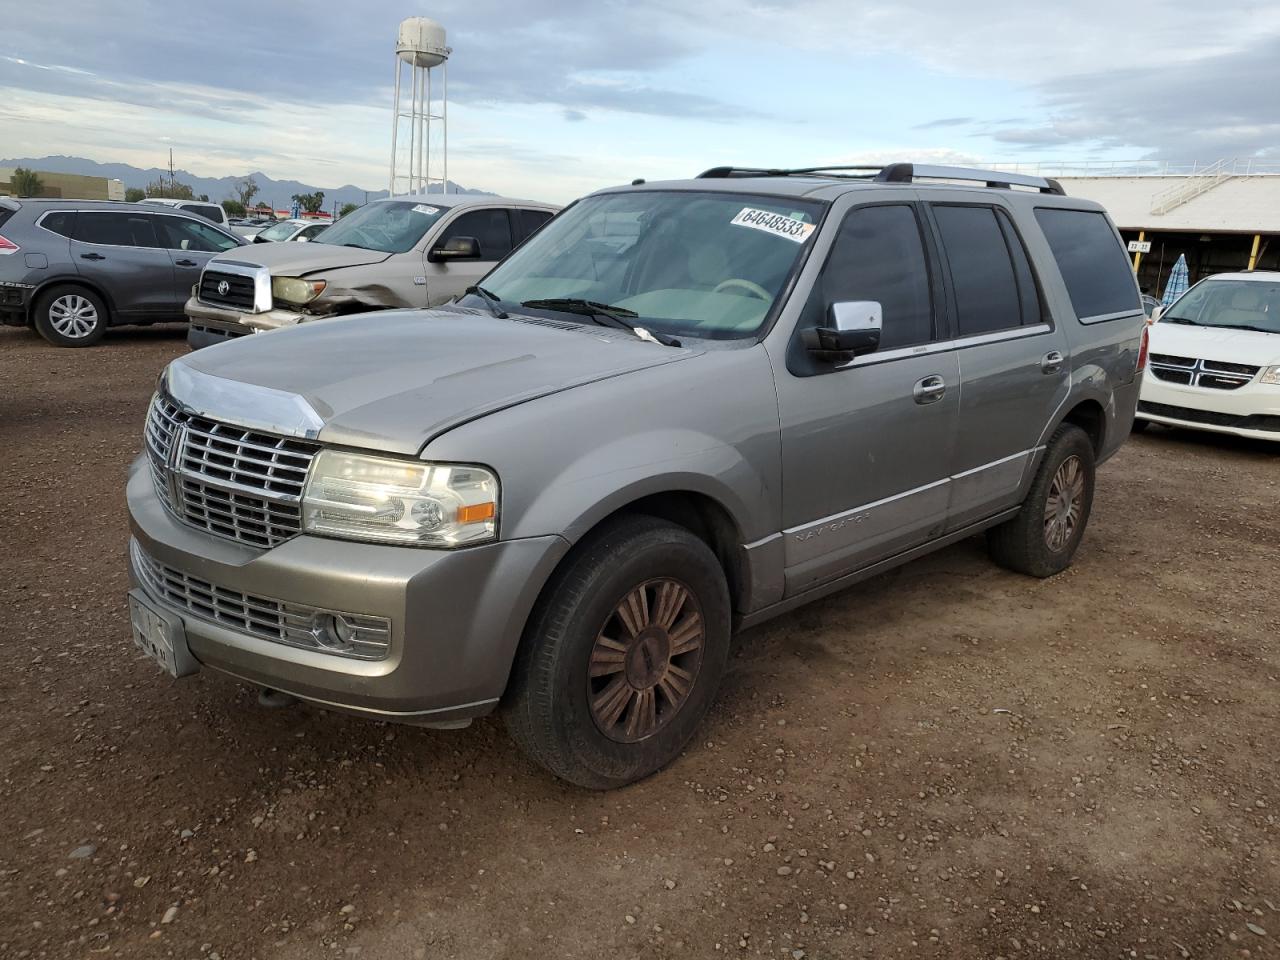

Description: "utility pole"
168 148 176 196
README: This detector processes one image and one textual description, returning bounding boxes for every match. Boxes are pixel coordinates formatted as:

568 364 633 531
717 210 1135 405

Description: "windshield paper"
730 208 815 244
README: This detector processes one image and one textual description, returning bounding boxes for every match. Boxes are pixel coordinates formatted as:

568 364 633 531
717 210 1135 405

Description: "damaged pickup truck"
184 194 558 348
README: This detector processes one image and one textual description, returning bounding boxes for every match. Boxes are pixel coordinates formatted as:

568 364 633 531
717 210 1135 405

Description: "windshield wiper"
465 285 509 319
519 298 681 347
1159 317 1197 325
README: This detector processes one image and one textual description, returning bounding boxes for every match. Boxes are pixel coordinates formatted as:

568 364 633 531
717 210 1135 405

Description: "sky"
3 0 1280 203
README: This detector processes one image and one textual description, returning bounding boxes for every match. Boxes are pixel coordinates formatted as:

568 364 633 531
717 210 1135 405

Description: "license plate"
128 590 197 679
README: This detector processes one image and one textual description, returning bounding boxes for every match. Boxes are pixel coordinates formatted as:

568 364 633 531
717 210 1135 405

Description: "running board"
735 507 1020 631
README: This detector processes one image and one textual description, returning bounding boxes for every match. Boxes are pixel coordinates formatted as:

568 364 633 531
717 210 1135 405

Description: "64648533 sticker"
730 208 815 244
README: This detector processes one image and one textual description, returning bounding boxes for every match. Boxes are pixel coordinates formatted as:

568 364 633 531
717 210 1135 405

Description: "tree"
222 199 247 218
291 191 324 214
144 177 194 200
124 187 145 203
338 202 358 218
234 176 260 209
11 167 44 197
197 193 209 202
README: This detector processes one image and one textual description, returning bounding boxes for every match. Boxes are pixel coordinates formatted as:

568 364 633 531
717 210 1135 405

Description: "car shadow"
1135 423 1278 458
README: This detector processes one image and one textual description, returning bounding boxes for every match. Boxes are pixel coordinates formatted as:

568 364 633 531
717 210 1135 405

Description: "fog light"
313 612 359 652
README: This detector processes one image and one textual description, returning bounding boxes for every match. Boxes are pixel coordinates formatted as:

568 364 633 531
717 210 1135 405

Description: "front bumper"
126 456 570 725
1138 374 1280 441
184 296 314 341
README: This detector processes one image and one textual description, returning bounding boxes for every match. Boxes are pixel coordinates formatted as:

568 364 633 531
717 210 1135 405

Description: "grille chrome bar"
1148 355 1259 391
130 540 391 659
145 391 319 548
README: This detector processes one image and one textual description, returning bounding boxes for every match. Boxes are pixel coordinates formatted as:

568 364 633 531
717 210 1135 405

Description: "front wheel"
987 424 1096 578
503 515 731 789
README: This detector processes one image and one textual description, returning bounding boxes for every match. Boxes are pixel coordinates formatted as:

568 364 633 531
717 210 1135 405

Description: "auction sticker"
730 208 815 243
412 204 440 216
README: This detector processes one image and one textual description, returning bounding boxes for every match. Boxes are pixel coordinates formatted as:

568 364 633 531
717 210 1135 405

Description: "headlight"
301 450 498 547
1261 365 1280 385
272 276 327 305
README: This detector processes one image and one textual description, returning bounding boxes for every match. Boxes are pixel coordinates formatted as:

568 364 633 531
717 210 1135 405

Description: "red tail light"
0 234 19 255
1136 324 1150 373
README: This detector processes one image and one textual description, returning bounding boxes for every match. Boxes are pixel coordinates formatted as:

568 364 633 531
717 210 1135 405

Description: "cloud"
992 34 1280 158
913 117 972 130
562 109 587 122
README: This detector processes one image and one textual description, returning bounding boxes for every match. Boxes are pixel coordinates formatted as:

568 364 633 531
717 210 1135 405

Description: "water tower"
389 17 451 196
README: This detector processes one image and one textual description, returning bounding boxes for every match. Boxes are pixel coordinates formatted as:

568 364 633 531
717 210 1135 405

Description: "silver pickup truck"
184 193 558 348
127 163 1147 788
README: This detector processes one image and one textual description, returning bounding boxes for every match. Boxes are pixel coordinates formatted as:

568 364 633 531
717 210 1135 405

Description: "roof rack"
696 163 1066 196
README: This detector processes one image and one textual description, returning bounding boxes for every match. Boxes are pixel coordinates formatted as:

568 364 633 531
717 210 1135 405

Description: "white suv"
140 198 231 229
1137 271 1280 441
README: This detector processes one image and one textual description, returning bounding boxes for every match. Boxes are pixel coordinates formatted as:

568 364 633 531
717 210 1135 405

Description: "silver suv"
126 163 1147 788
184 193 558 348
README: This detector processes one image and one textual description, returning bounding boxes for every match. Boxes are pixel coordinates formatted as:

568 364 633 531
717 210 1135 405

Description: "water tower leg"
389 59 401 194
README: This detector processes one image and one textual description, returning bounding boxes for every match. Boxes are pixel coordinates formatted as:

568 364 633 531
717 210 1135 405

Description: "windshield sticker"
730 208 815 243
411 204 440 216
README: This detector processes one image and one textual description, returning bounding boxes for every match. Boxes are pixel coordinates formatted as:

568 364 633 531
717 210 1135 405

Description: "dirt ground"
1 323 1277 960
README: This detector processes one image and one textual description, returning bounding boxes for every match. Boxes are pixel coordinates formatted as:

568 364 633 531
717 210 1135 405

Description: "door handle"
1041 350 1064 374
80 253 106 261
174 259 198 267
913 375 947 404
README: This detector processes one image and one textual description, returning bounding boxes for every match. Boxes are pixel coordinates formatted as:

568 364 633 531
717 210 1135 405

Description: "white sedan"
1136 270 1280 441
250 219 330 244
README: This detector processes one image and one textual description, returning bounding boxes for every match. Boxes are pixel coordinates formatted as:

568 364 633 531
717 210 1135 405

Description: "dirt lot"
1 323 1277 960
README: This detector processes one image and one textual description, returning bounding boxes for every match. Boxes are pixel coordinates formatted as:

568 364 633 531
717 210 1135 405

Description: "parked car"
0 198 245 346
1134 271 1280 440
183 194 558 348
250 218 329 244
126 163 1145 787
139 197 232 229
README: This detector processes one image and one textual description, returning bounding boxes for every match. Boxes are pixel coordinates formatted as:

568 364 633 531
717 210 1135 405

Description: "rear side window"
73 212 159 248
440 209 514 260
182 203 224 224
39 211 75 237
816 204 934 350
1034 208 1140 321
516 209 554 243
932 205 1023 337
0 207 13 230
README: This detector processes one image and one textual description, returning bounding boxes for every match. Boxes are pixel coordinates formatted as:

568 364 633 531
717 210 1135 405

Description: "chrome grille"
145 392 318 548
199 270 257 311
1148 356 1259 391
130 540 391 660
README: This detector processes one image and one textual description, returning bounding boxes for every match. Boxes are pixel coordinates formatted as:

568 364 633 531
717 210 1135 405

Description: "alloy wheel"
587 578 705 743
48 295 100 339
1043 455 1085 552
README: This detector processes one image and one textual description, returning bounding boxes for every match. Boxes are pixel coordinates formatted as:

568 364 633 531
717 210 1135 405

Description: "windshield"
1163 278 1280 334
474 190 826 339
314 200 445 254
256 220 300 242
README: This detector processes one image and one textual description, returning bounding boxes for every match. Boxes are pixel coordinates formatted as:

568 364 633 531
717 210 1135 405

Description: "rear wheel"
504 515 731 789
34 285 107 347
988 424 1096 578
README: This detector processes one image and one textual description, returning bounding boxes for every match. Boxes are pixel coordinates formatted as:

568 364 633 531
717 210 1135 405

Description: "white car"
249 218 329 244
1136 271 1280 441
139 198 231 229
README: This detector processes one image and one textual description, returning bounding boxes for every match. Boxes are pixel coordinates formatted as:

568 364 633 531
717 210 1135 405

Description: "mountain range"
0 156 492 211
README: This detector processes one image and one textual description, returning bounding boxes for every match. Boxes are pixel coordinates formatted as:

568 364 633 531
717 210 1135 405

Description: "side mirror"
428 236 481 263
295 235 311 243
801 300 882 363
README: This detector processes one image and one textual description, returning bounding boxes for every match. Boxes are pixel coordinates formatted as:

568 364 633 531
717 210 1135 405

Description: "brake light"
0 234 18 255
1136 324 1150 373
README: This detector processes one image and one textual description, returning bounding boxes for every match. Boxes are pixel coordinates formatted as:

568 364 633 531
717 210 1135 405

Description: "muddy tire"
503 515 731 789
988 424 1096 578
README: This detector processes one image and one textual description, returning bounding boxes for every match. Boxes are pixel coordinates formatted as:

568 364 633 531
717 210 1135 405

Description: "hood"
211 240 392 275
168 308 698 455
1150 321 1280 365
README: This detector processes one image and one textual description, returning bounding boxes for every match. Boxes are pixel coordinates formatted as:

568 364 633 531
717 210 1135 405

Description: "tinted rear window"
1034 208 1140 321
73 212 160 247
39 211 75 237
0 207 13 230
183 204 224 224
932 205 1022 337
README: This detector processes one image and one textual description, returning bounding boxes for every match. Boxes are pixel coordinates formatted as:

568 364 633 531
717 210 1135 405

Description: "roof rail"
696 163 1067 195
876 163 1066 195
